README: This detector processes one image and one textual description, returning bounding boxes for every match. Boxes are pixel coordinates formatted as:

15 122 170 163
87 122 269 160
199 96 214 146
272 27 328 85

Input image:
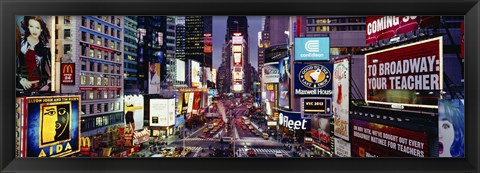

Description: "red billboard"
61 63 75 85
366 16 440 44
365 37 443 108
351 119 429 157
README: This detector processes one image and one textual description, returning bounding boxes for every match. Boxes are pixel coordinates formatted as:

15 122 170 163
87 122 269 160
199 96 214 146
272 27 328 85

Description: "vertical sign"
61 63 75 85
333 58 350 141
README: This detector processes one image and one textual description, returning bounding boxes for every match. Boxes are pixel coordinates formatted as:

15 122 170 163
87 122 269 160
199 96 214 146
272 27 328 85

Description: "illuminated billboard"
17 96 81 157
191 60 201 88
294 37 330 61
124 95 144 131
278 57 290 109
16 16 55 94
438 99 464 157
366 16 440 44
263 62 279 84
149 99 176 127
176 59 185 82
294 63 333 96
148 62 161 94
333 58 350 141
365 37 443 108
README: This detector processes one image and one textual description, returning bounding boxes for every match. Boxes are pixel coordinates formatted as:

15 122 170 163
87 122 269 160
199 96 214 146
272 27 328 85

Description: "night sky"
213 16 263 71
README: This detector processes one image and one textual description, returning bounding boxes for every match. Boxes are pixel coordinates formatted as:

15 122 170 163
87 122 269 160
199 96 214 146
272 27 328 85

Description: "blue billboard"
294 63 333 96
294 37 330 61
278 57 291 109
278 110 311 131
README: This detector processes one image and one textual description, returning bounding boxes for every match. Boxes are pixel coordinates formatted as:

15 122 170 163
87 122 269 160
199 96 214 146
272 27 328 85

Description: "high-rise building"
123 16 139 95
185 16 205 65
56 16 125 137
164 16 177 88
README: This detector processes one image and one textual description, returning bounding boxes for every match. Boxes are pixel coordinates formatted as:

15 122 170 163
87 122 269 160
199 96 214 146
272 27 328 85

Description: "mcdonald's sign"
80 137 91 155
61 63 75 85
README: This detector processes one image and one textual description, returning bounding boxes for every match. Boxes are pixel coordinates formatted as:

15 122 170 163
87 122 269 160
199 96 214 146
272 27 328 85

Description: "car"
255 132 261 136
247 149 256 157
262 133 269 139
274 151 283 157
203 128 209 133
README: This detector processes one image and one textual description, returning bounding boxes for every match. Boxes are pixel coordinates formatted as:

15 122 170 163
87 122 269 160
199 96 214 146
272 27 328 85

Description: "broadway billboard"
365 37 443 108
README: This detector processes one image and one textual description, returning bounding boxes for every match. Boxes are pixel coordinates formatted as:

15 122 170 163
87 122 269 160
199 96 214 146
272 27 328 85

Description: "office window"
82 17 87 26
111 16 115 24
64 16 71 24
97 91 101 101
89 34 94 43
89 61 94 72
96 116 103 127
103 116 109 126
116 102 120 111
89 91 94 100
111 28 115 37
81 75 87 85
81 32 86 41
104 77 108 86
81 46 87 57
103 64 108 73
116 18 120 27
104 38 109 47
90 104 94 114
97 63 102 72
97 104 102 113
97 51 102 59
104 25 109 35
97 24 102 32
110 52 115 61
117 30 120 38
63 44 71 54
81 105 86 114
97 77 102 86
116 42 120 51
103 16 108 21
104 90 108 99
104 104 108 112
64 29 71 39
89 76 94 85
110 41 115 49
97 36 102 45
104 52 108 60
110 103 114 111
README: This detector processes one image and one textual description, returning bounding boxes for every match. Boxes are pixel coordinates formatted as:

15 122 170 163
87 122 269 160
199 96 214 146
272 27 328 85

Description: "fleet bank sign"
278 110 310 131
294 63 333 96
294 37 330 61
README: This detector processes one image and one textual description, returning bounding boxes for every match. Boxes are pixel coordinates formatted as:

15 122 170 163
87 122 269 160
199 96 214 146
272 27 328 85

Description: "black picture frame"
1 0 478 173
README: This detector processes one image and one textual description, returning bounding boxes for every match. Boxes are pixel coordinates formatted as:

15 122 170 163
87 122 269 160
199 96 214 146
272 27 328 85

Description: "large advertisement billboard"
148 62 161 94
365 37 443 108
263 62 279 83
191 60 201 88
21 96 81 157
438 99 464 157
176 59 185 82
124 95 144 131
366 16 440 44
294 37 330 61
149 99 176 127
333 58 350 141
278 110 310 131
16 16 55 94
278 57 291 109
311 116 331 151
352 119 429 157
294 63 333 96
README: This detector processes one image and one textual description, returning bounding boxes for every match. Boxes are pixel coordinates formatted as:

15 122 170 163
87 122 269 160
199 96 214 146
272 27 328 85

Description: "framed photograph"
1 0 478 173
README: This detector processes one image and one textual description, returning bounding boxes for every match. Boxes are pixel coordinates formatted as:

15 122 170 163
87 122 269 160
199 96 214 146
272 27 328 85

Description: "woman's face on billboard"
28 19 42 39
439 119 454 157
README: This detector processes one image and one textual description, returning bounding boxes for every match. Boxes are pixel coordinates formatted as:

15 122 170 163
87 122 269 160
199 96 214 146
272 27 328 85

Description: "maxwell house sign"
24 96 81 157
294 63 333 96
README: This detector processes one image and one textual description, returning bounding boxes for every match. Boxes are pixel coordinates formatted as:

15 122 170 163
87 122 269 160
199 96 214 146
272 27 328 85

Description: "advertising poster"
365 37 443 108
176 59 185 82
24 96 81 157
438 99 464 157
124 95 144 131
177 94 184 115
187 92 194 114
294 37 330 61
366 16 440 44
16 16 54 94
301 98 331 117
278 110 310 131
333 58 350 140
60 63 75 85
148 62 161 94
294 63 333 96
263 62 280 83
278 57 291 109
351 119 429 157
334 137 351 157
192 92 202 112
311 116 331 151
191 60 201 88
150 99 175 127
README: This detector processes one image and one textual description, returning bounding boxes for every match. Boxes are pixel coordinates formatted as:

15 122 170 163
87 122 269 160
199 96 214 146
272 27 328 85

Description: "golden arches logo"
63 64 74 74
80 137 91 148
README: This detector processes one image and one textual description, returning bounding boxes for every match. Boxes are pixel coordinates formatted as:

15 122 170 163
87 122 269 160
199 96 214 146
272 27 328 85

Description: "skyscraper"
123 16 139 95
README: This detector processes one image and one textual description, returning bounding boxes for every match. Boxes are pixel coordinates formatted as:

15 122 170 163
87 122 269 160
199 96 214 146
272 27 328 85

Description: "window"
103 16 108 21
89 91 94 100
104 104 108 112
117 78 120 86
116 42 120 51
97 77 102 85
104 38 109 47
104 77 108 86
104 90 108 99
89 76 94 85
81 75 87 85
63 44 71 54
97 91 101 101
111 28 115 37
116 18 120 27
81 60 86 70
97 104 102 113
110 41 115 49
89 34 94 43
82 17 87 26
117 30 120 38
64 16 71 24
89 61 94 72
110 103 114 111
104 52 108 60
103 116 109 126
97 36 102 45
81 32 86 41
64 29 71 39
97 50 102 59
111 16 115 23
96 116 103 127
90 104 94 114
97 23 102 32
103 64 108 73
81 105 86 114
110 52 115 61
98 63 102 72
116 102 120 111
89 49 94 57
90 20 95 30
